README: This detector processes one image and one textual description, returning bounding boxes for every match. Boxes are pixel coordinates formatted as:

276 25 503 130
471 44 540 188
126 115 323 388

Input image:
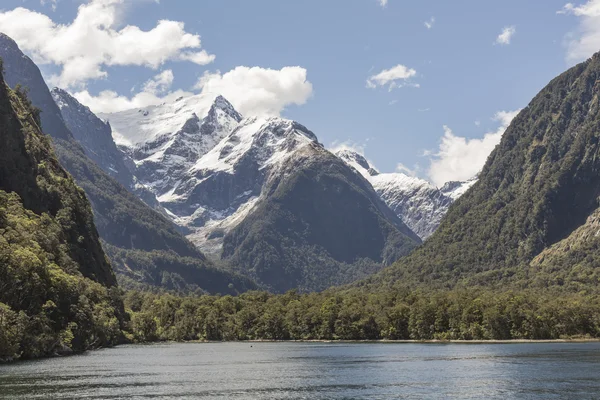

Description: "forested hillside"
0 67 124 361
366 51 600 292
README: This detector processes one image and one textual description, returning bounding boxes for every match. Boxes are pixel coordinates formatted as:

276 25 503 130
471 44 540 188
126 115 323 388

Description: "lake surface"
1 342 600 399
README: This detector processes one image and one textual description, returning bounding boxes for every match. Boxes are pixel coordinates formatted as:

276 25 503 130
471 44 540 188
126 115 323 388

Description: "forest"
121 288 600 343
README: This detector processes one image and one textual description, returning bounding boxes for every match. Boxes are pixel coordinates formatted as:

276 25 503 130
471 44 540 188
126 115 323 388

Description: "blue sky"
0 0 598 185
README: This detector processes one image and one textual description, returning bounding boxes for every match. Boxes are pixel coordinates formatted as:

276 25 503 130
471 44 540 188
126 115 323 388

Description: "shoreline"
4 338 599 365
184 338 600 344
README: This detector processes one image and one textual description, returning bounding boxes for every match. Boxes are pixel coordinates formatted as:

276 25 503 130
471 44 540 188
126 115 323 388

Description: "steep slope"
51 88 134 189
370 51 600 291
222 144 421 293
335 149 474 239
0 33 254 295
0 70 123 360
104 95 421 292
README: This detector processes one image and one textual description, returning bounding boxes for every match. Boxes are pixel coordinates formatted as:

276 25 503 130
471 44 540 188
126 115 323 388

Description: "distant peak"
208 95 242 122
51 87 71 98
334 148 379 176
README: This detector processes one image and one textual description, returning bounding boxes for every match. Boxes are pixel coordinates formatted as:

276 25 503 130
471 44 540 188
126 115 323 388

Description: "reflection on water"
1 342 600 399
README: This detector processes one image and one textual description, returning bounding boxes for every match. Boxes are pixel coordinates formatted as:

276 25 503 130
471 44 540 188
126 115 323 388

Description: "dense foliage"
0 78 125 361
123 288 600 342
223 145 420 293
367 52 600 291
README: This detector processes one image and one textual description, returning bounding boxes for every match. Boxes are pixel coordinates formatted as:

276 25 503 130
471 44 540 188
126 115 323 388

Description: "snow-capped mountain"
334 149 475 239
96 95 420 292
101 96 329 256
440 178 477 201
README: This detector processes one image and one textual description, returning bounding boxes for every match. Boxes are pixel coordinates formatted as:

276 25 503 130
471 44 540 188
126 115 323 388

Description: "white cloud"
427 109 521 186
396 163 419 177
495 26 516 45
559 0 600 63
424 17 435 29
73 70 192 113
366 64 417 91
0 0 215 88
193 66 313 117
379 0 388 7
142 70 174 95
75 66 313 116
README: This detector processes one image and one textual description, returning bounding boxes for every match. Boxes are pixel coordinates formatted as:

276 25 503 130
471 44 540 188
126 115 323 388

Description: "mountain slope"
335 149 474 239
0 69 124 360
222 144 421 292
0 33 255 295
51 88 161 209
369 51 600 291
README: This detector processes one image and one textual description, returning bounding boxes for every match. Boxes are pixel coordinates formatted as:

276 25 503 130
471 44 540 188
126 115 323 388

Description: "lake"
1 342 600 399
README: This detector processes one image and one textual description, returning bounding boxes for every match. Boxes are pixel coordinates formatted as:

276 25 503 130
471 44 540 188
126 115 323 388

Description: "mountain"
335 149 475 239
102 95 421 292
369 51 600 292
0 67 124 360
50 88 160 209
222 143 420 292
0 33 255 295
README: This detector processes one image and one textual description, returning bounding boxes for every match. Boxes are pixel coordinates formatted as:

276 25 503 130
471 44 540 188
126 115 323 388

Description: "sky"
0 0 598 186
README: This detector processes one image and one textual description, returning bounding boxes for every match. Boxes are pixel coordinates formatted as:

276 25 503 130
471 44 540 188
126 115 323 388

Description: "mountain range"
94 91 425 291
0 32 504 295
0 33 255 295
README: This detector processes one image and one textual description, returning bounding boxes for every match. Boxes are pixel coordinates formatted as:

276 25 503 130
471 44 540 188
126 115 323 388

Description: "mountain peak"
333 148 379 178
208 95 242 123
0 32 19 50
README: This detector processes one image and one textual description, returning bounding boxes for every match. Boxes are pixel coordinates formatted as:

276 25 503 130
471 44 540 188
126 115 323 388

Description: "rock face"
0 33 255 295
51 88 161 209
0 33 72 140
371 51 600 291
335 149 475 239
101 93 421 292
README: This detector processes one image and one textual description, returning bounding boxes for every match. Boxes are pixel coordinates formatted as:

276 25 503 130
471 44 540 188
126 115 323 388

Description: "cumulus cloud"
559 0 600 63
424 17 435 29
379 0 388 7
366 64 418 91
75 66 313 116
0 0 215 88
193 66 313 117
495 26 516 45
427 109 521 187
73 70 193 113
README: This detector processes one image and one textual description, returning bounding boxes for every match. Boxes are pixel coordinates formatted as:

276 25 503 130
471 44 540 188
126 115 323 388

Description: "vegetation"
0 75 125 361
223 145 420 293
366 51 600 291
122 288 600 342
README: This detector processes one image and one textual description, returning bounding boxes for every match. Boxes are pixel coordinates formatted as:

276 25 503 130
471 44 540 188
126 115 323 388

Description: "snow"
333 148 474 239
98 93 219 147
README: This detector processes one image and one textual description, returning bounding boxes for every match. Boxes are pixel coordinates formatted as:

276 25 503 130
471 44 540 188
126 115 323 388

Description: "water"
1 342 600 399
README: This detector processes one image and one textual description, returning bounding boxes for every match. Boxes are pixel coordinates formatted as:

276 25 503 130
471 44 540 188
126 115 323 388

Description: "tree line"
123 288 600 343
